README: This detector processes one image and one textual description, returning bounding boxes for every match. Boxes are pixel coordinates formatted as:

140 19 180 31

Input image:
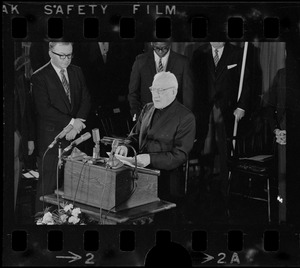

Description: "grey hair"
49 42 73 50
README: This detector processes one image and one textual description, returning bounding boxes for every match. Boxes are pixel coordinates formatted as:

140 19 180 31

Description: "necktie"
214 49 219 67
102 42 108 63
60 69 71 103
158 58 164 72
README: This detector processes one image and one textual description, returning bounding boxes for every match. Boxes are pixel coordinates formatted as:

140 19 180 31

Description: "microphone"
92 128 100 159
107 139 123 169
48 124 73 148
92 128 100 143
110 139 119 159
62 132 91 153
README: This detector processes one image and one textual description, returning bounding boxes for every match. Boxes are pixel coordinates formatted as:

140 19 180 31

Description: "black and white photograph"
3 2 300 267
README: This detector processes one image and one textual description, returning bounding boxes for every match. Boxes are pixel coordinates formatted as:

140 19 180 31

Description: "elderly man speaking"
117 71 196 202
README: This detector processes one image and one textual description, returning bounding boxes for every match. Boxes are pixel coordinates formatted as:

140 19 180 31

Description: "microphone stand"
56 141 63 210
93 142 100 160
58 142 63 168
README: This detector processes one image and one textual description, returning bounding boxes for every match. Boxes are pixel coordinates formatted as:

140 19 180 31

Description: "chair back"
229 115 274 159
95 105 133 139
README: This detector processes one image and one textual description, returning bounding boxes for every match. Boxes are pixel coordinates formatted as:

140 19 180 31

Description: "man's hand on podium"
137 154 150 168
116 145 128 156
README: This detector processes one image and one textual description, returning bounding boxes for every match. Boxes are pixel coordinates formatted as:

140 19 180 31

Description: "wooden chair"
183 139 207 195
95 105 132 139
227 116 276 223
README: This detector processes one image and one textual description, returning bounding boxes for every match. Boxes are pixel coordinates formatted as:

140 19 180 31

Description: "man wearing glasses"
117 71 195 203
128 42 194 120
31 42 91 213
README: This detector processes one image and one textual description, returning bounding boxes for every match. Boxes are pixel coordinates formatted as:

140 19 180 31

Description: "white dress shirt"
211 45 224 59
154 49 170 72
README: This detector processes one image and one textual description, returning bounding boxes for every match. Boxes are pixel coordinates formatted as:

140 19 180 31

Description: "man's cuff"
237 108 245 112
69 118 75 125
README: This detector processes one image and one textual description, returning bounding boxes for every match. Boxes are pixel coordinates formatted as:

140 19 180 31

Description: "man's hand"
274 129 286 145
73 118 86 134
28 141 34 155
115 145 128 156
136 154 150 167
233 108 245 122
65 128 78 141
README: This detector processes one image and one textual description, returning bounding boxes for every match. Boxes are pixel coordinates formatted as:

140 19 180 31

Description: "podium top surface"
65 158 160 176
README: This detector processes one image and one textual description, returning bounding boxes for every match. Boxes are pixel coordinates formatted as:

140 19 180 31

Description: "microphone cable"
55 158 60 211
104 178 138 220
72 160 88 207
40 147 51 212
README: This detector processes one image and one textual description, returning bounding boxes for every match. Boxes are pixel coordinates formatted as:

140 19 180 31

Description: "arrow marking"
56 251 82 263
201 252 214 264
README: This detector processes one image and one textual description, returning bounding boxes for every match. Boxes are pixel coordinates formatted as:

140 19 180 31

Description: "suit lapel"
147 51 157 77
48 63 71 110
215 44 230 80
206 47 216 80
66 66 75 111
166 50 175 71
139 106 155 152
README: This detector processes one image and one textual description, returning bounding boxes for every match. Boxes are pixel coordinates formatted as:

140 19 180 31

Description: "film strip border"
3 2 300 266
5 228 300 265
3 2 300 41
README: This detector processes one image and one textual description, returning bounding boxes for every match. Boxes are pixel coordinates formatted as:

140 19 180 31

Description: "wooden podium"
64 159 161 212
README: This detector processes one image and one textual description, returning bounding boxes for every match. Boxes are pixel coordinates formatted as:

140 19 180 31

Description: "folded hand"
65 128 78 141
73 118 86 133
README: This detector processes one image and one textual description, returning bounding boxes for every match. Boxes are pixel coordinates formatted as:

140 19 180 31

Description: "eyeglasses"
152 46 169 53
51 51 73 60
149 86 174 95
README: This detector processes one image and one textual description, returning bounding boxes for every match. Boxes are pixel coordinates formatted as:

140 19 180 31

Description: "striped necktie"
158 58 164 72
214 49 219 67
60 69 71 103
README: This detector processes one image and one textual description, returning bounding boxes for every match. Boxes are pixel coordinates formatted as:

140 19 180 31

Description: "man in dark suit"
14 54 35 211
128 42 194 119
31 42 91 213
191 42 250 197
117 71 196 202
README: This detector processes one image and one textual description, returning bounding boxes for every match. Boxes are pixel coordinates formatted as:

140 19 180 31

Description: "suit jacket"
130 100 195 171
14 70 35 161
128 50 194 117
191 43 251 138
128 99 195 199
31 62 91 154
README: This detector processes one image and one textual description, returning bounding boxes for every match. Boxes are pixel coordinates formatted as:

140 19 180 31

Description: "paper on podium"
106 152 145 168
67 147 87 161
106 153 161 175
